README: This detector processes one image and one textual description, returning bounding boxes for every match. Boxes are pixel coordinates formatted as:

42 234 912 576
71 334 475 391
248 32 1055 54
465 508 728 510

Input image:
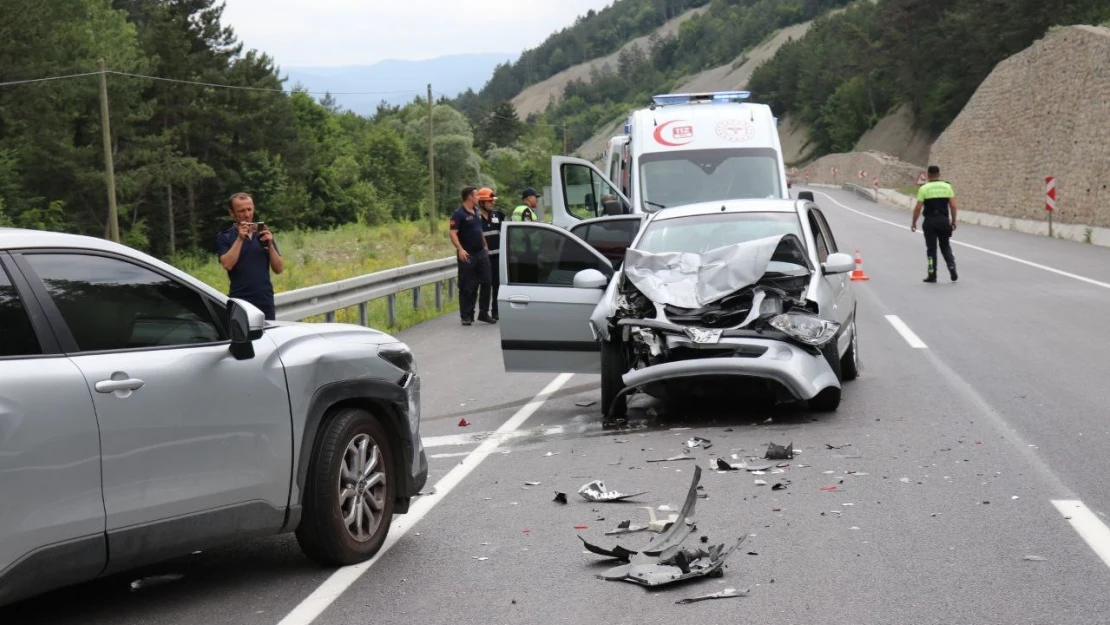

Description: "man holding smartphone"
216 192 285 320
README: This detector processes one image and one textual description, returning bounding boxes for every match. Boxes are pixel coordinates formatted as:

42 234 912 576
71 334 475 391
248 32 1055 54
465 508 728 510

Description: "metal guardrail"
842 183 878 203
274 256 458 324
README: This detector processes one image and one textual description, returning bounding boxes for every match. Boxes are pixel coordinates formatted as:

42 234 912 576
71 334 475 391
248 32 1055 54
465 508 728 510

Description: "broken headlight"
769 312 840 346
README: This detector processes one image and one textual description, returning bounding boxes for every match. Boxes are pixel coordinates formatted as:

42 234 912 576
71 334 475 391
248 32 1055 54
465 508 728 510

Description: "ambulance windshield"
638 148 783 211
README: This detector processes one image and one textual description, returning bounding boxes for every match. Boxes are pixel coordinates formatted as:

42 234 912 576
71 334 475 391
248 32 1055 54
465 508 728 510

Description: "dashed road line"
1052 500 1110 571
884 315 927 349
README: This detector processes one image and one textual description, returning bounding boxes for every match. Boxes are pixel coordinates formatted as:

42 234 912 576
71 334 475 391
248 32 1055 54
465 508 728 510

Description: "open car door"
497 222 614 373
550 156 633 229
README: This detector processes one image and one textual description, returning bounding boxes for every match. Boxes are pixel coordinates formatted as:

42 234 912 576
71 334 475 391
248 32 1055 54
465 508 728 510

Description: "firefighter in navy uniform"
911 165 959 283
449 186 494 325
476 187 506 320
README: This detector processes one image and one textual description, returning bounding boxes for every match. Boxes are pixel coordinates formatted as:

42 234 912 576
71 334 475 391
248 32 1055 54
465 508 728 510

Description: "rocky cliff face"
929 25 1110 227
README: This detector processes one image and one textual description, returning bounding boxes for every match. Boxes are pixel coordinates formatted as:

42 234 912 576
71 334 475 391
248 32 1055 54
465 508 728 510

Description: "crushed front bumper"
620 333 841 401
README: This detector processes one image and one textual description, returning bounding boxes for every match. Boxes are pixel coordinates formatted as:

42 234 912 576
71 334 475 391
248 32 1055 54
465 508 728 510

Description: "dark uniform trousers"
458 248 492 322
923 218 956 276
478 250 500 318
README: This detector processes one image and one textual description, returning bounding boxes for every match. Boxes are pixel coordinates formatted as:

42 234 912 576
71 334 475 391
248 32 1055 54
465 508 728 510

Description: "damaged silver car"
496 196 860 426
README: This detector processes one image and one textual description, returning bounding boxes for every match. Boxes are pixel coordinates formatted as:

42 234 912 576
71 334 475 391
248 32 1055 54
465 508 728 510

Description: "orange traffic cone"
850 249 871 281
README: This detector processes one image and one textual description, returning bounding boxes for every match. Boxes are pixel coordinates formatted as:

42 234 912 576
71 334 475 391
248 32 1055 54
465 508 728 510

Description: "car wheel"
840 317 860 381
296 407 395 566
600 338 627 423
809 386 841 412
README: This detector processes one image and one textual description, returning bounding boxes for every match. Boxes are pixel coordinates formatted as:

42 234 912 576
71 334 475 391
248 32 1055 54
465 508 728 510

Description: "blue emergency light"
651 91 751 106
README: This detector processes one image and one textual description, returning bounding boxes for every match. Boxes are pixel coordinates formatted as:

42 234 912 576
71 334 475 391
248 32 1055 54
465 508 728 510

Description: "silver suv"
0 228 428 607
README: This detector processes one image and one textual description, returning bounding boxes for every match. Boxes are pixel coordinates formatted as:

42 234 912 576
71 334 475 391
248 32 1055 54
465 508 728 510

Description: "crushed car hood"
622 233 810 309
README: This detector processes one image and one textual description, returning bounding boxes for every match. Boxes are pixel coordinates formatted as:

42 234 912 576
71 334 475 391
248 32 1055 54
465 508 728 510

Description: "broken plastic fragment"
648 455 695 463
754 479 767 486
473 556 489 561
765 441 794 460
578 480 648 503
575 399 597 407
458 418 470 427
675 587 749 604
1023 555 1047 562
553 492 568 504
524 481 541 486
899 477 911 484
821 486 838 492
715 457 740 471
772 483 787 491
685 437 712 450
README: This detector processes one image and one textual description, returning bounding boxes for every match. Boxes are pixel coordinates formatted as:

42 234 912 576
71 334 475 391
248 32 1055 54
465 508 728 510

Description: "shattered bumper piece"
578 480 648 502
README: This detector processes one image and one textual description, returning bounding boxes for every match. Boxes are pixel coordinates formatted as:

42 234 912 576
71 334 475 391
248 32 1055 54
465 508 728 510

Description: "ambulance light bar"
651 91 751 106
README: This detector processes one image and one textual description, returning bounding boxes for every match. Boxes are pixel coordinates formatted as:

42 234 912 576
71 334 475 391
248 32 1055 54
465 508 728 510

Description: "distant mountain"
281 53 516 116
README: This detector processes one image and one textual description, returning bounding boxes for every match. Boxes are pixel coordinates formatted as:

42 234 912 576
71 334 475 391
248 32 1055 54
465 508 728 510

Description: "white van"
548 91 790 229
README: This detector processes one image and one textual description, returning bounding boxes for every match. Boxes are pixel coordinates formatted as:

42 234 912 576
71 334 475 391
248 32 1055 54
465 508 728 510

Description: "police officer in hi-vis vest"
911 165 959 283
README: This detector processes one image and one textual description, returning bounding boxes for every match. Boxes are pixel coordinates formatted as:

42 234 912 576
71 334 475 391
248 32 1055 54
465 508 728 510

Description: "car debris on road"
578 466 745 589
578 480 648 502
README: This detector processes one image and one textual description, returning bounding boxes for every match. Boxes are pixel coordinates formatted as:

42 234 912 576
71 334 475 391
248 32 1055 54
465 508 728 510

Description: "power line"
0 68 432 97
0 71 104 87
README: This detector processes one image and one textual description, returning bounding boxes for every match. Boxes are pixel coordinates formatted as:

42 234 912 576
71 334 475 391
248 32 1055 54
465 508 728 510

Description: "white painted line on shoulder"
815 191 1110 290
422 425 565 449
275 372 575 625
885 315 927 349
1052 499 1110 570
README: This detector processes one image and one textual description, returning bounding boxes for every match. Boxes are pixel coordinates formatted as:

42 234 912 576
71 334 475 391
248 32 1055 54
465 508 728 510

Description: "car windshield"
638 148 782 211
635 211 808 274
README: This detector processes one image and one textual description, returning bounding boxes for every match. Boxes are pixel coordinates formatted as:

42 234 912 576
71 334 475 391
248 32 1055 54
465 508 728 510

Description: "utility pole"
97 58 120 243
427 83 435 234
562 122 568 156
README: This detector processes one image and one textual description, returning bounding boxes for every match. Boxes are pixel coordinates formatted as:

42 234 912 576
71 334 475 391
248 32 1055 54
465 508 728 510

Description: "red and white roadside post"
832 166 839 185
1045 176 1056 237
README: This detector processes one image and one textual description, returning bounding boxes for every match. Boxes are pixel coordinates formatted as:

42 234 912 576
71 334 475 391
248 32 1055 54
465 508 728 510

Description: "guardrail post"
359 302 368 326
435 281 443 310
387 294 396 327
325 311 336 323
448 278 455 299
412 286 421 310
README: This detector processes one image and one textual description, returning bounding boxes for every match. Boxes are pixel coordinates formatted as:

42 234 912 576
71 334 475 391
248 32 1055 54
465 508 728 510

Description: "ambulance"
548 91 790 229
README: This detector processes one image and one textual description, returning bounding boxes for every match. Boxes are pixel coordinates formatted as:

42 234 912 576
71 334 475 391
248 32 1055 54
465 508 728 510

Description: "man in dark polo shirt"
449 186 493 326
216 192 284 320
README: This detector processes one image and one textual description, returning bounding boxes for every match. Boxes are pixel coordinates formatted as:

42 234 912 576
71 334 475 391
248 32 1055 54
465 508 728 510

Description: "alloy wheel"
338 433 387 542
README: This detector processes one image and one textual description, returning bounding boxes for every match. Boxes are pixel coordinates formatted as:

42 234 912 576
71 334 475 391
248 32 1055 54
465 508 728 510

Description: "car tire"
296 407 396 567
840 317 860 382
600 338 627 423
809 386 841 412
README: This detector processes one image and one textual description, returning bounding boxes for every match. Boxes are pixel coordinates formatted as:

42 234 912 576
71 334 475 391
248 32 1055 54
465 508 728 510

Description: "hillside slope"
511 6 709 120
573 18 820 164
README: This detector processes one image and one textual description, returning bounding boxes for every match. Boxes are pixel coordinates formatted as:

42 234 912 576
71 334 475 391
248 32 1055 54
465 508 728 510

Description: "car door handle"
95 378 146 393
508 295 531 305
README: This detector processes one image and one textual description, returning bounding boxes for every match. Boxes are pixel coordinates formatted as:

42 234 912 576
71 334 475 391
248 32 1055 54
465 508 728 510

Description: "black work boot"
477 313 497 324
948 264 958 282
923 272 937 283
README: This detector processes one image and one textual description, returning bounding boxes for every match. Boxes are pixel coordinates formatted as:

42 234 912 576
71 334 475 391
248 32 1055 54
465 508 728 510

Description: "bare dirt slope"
511 6 709 120
573 18 822 164
853 103 934 167
675 21 814 94
930 25 1110 227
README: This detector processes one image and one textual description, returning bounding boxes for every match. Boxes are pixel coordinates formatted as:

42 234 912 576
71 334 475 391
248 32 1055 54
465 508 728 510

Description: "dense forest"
746 0 1110 156
0 0 552 259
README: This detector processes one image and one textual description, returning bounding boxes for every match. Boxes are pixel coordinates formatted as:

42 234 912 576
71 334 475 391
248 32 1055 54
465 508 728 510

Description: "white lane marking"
422 425 565 448
884 315 927 349
1052 500 1110 570
276 372 575 625
815 191 1110 290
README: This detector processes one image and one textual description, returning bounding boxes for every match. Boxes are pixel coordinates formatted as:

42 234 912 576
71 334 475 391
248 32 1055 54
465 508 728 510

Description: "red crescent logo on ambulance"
653 120 694 147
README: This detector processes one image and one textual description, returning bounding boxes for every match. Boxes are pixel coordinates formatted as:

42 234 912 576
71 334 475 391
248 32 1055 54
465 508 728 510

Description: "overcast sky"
221 0 615 67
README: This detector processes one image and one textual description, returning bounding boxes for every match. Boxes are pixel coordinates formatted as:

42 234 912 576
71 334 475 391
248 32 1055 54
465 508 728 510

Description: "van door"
550 156 632 229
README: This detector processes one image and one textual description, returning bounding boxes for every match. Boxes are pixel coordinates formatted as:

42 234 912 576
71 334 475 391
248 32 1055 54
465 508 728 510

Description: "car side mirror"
822 252 856 275
798 191 814 202
573 268 609 289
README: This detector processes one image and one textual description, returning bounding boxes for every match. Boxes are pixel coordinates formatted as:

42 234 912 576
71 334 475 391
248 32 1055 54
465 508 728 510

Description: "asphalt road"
5 185 1110 624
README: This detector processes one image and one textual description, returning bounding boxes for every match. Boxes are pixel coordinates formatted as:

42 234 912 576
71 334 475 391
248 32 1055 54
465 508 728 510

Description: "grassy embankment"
175 221 460 333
